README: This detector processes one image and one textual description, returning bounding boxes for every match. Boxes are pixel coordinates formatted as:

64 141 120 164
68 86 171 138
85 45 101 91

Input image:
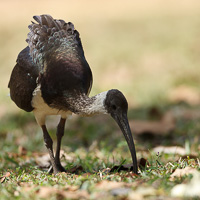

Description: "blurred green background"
0 0 200 152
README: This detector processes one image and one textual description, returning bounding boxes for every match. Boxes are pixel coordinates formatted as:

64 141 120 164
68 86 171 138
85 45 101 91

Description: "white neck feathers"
74 91 108 116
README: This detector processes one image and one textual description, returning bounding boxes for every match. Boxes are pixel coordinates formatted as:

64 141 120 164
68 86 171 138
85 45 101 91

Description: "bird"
8 14 138 174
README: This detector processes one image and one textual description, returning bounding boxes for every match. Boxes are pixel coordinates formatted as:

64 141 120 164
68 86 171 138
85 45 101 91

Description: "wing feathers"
27 15 81 68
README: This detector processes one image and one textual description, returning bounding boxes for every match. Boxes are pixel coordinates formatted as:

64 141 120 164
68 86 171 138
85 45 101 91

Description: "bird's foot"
48 163 66 174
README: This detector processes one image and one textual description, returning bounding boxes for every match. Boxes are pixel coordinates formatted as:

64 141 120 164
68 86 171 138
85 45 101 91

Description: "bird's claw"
47 164 66 174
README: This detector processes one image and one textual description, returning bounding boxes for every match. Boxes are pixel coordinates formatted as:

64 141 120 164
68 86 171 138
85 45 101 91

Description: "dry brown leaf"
65 190 89 199
81 172 92 177
7 152 18 158
18 146 27 156
130 111 175 136
4 172 10 177
102 168 111 174
19 182 34 187
128 192 143 200
0 177 6 183
64 184 79 191
171 171 200 197
0 172 11 183
168 85 200 105
124 172 139 179
37 187 60 198
129 186 156 199
153 146 187 156
21 185 35 192
37 186 89 199
95 180 126 191
59 150 74 162
170 166 198 181
35 150 72 169
35 153 51 168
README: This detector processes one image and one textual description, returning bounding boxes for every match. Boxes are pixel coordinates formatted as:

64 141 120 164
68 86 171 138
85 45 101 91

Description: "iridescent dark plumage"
9 15 92 113
8 15 138 174
8 46 39 112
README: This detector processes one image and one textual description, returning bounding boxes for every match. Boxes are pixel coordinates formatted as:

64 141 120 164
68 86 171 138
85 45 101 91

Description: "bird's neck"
69 91 108 116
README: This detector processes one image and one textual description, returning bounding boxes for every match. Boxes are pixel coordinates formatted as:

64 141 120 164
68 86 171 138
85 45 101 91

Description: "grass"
1 0 200 199
1 104 200 199
0 151 197 199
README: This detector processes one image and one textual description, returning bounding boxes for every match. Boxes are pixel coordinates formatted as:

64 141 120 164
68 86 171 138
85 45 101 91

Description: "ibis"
8 15 138 174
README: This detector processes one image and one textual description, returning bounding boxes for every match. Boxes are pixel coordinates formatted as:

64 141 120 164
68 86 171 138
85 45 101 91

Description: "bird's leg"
54 118 66 172
41 125 59 174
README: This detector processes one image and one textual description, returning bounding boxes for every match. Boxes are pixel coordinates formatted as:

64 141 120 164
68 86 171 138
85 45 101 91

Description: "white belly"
32 85 72 126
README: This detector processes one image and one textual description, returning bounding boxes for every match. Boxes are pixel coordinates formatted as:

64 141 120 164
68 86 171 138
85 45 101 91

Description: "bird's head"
104 89 138 174
104 89 128 117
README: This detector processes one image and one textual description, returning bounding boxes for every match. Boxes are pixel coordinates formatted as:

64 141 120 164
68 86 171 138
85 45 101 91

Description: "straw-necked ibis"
8 15 138 174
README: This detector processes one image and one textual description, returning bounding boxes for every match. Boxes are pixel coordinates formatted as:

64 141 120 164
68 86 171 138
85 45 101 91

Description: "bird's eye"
112 105 117 110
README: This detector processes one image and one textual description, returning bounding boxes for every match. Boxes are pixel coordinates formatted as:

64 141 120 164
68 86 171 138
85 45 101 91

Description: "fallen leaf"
0 172 11 183
123 172 138 178
64 190 89 199
0 177 6 183
64 184 79 191
128 192 143 200
101 168 111 174
130 111 175 136
37 186 89 199
35 150 72 169
82 172 92 177
21 185 35 192
37 187 59 198
128 186 157 200
14 190 20 197
153 146 187 156
19 182 34 187
95 180 126 191
171 171 200 197
35 153 51 168
18 146 27 156
136 186 156 196
59 150 74 162
170 166 198 181
168 85 200 105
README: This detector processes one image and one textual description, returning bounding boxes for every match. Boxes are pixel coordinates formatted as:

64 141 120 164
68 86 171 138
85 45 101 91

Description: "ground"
0 0 200 199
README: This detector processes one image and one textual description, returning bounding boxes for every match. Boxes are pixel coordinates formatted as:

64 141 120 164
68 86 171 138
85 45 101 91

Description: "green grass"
0 104 200 199
0 153 199 199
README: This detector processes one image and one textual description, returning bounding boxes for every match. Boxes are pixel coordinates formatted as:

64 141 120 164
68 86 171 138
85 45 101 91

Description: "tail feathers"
26 14 81 68
33 15 55 28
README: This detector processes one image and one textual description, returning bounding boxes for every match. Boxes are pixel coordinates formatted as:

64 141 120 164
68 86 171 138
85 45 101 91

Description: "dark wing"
26 15 93 110
39 51 93 112
8 46 39 112
26 15 84 69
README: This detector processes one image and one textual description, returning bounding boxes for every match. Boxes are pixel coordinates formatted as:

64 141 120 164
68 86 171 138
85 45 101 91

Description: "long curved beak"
112 112 138 174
